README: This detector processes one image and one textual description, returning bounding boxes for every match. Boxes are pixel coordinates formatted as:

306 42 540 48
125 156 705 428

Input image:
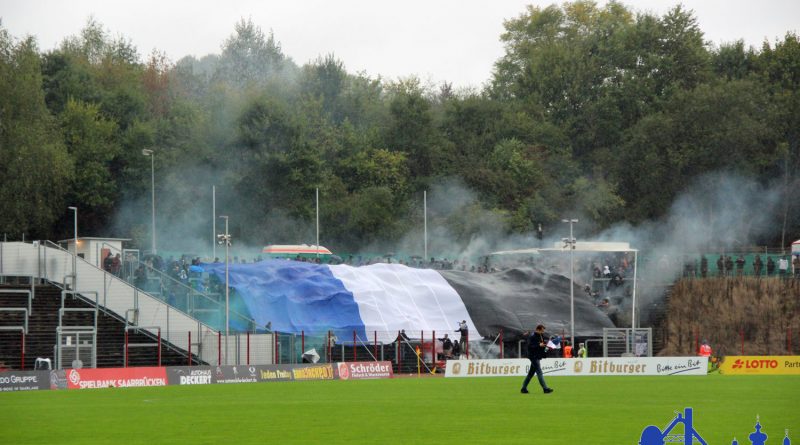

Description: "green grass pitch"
3 374 798 444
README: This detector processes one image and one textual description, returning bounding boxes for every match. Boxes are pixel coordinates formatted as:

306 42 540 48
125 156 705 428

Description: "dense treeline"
1 2 798 254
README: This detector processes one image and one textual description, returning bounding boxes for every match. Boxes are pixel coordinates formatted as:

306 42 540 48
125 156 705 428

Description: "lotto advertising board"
718 356 800 375
0 370 50 391
445 357 708 378
335 361 394 380
65 367 167 389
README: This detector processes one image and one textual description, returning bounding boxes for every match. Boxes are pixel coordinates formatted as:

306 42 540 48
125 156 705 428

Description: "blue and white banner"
200 260 615 341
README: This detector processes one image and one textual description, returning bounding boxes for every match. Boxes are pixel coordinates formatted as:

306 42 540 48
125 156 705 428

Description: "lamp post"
68 206 78 289
217 216 231 364
142 149 156 254
562 218 578 348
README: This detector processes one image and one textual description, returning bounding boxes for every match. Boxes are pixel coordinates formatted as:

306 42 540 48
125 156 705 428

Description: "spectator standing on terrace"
452 340 461 358
577 342 588 358
134 265 147 289
717 255 725 277
725 256 734 277
103 252 113 273
456 320 469 349
793 255 800 278
700 255 708 278
111 253 121 277
735 255 745 276
521 325 554 394
767 256 776 275
439 334 453 358
754 255 763 276
779 256 789 278
397 330 410 342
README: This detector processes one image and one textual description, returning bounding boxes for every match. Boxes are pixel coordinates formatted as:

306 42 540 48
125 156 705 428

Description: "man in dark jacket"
521 324 554 394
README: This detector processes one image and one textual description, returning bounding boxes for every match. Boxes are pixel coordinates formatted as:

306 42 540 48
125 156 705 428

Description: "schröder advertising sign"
718 355 800 375
336 361 393 380
445 357 708 378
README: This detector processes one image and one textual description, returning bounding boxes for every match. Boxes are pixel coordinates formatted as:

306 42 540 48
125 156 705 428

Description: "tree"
60 99 119 232
215 18 293 88
0 31 72 238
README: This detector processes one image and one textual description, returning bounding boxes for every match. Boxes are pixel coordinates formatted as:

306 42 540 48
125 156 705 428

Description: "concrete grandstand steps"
0 283 200 369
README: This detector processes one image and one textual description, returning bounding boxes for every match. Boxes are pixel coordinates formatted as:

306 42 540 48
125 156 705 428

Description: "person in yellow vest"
577 342 588 358
563 341 573 358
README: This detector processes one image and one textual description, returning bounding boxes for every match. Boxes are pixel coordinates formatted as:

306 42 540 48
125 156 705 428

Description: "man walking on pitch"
521 324 554 394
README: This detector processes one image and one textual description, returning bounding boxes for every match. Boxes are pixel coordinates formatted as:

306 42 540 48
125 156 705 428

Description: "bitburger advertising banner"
336 361 394 380
0 370 50 391
66 367 167 389
718 355 800 375
445 357 708 378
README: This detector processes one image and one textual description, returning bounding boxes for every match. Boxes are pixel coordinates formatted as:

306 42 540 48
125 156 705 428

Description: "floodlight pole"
424 190 428 261
68 206 78 289
219 215 230 364
212 185 216 261
562 219 578 348
142 149 156 254
630 250 639 354
316 187 320 260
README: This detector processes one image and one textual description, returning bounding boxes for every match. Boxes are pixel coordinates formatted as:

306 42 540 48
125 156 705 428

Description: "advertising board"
445 357 708 377
167 366 214 385
336 361 393 380
718 355 800 375
66 367 167 389
0 370 50 391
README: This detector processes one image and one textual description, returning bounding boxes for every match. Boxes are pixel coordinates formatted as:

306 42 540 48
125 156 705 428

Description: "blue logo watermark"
639 408 791 445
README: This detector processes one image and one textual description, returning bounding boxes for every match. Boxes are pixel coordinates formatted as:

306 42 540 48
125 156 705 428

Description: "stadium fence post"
420 330 424 367
788 327 792 354
247 331 250 365
125 329 128 368
353 330 357 362
397 331 401 368
275 331 279 364
157 328 161 367
301 331 305 360
188 331 191 366
21 331 24 370
694 328 699 354
374 331 377 361
500 329 503 359
327 331 331 363
218 331 221 366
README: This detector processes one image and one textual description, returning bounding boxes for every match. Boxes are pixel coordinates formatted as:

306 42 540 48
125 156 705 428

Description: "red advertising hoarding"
66 367 167 389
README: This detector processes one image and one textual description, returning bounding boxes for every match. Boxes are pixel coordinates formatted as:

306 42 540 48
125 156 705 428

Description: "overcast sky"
1 0 798 88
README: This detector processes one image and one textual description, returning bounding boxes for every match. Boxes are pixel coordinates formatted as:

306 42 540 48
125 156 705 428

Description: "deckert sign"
445 357 708 377
0 370 50 391
718 355 800 375
167 366 214 385
66 367 167 389
336 361 393 380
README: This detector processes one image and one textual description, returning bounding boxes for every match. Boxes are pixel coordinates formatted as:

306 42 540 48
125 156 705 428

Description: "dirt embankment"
660 277 800 356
